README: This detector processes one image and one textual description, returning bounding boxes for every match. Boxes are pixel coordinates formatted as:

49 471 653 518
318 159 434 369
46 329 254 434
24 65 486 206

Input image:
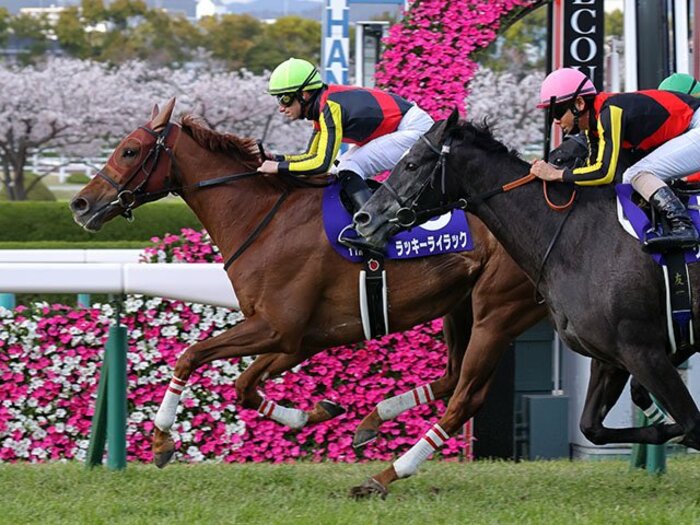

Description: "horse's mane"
179 114 329 191
179 114 259 170
451 119 523 160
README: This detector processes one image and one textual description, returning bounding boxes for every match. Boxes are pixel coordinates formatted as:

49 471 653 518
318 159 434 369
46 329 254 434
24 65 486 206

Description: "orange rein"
503 173 576 211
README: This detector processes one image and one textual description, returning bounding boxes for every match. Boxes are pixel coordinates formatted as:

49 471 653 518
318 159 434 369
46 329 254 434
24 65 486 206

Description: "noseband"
96 123 180 220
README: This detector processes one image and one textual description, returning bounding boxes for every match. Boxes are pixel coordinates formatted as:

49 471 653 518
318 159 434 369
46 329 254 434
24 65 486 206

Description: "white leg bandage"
377 385 435 421
155 375 186 431
393 423 448 478
644 404 675 425
258 399 309 429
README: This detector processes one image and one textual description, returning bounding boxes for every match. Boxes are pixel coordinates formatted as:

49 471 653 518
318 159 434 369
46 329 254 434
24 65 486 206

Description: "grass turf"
1 457 699 524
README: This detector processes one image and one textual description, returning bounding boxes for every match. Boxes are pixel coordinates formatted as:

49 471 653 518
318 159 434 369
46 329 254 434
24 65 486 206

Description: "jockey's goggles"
552 102 571 120
276 93 296 107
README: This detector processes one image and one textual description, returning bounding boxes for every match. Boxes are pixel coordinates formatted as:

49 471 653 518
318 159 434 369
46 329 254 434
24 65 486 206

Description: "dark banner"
563 0 605 91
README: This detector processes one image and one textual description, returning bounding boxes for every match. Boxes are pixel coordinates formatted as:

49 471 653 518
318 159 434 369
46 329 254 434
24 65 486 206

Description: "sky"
606 0 623 12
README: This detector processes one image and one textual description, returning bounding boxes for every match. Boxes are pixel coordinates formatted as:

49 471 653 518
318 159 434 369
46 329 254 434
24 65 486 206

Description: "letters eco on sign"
563 0 604 91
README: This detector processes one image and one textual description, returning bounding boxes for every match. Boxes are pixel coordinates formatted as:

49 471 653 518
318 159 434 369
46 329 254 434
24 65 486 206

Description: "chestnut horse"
69 99 544 469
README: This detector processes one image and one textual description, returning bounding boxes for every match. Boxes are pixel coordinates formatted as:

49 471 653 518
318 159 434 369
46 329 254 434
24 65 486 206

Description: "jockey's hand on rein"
257 160 279 174
530 160 564 182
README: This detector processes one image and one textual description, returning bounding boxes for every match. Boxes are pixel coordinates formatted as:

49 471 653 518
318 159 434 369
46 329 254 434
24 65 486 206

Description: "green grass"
1 458 699 524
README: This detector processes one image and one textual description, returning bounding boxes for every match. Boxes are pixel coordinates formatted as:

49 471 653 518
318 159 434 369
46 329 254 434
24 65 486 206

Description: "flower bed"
377 0 536 118
0 229 466 463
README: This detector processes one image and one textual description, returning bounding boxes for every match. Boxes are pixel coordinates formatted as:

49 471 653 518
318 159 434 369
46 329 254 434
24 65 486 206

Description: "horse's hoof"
349 477 388 500
319 400 346 419
154 449 175 469
352 429 378 449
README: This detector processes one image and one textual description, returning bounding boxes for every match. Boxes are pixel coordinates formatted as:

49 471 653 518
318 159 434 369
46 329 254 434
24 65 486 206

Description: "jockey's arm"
281 131 321 162
278 101 342 177
563 105 622 186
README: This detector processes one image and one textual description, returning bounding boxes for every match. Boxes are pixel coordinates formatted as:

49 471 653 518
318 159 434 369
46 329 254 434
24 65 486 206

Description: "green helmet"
658 73 700 96
268 58 323 95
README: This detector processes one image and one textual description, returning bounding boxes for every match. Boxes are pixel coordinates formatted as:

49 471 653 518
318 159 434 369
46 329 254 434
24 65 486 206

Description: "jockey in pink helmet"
536 67 597 136
530 67 700 252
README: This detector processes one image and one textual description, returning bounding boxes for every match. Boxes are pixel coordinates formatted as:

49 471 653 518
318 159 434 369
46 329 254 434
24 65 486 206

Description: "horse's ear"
446 107 460 130
438 107 461 142
150 104 160 120
150 97 176 130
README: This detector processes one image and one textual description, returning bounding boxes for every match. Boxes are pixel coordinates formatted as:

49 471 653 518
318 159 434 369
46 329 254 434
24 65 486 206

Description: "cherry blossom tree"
466 66 544 154
166 66 311 155
0 58 147 200
0 58 309 200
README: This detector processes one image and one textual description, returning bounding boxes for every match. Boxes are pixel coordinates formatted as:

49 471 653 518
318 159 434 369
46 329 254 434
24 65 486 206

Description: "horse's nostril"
353 211 371 226
70 197 90 216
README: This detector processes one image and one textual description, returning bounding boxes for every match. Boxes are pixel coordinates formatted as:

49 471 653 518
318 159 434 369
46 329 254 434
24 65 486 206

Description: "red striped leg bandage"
258 399 308 429
377 385 435 421
155 375 187 431
393 423 449 478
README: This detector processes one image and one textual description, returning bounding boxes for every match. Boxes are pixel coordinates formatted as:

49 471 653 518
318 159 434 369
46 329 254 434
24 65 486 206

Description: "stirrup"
643 233 700 253
338 224 385 257
340 236 385 258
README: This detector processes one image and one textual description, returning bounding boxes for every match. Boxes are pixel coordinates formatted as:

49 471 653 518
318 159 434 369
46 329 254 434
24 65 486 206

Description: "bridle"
383 135 467 228
385 134 540 229
96 122 182 221
382 132 577 303
94 121 332 270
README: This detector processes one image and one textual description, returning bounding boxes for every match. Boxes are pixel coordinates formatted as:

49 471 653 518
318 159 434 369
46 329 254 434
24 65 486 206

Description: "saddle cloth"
615 183 700 264
616 183 697 351
322 182 473 262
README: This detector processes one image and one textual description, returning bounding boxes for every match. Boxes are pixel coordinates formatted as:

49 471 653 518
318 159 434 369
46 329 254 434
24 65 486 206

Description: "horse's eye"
123 148 137 158
406 162 418 171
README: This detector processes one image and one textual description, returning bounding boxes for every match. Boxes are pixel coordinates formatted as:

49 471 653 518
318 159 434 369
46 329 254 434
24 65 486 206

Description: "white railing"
29 153 109 183
0 250 238 309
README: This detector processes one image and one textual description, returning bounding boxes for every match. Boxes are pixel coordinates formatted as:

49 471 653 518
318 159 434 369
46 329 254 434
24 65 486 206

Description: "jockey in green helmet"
267 57 325 112
658 73 700 96
259 58 434 251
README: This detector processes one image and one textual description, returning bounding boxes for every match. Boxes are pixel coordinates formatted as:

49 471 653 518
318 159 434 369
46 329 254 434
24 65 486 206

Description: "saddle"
616 183 699 352
550 135 698 352
322 180 473 340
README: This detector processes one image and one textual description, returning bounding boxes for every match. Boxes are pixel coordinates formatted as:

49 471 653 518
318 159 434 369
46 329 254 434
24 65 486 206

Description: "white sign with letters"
322 0 349 85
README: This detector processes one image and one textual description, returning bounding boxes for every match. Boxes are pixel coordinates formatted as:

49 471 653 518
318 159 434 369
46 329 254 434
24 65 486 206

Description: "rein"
390 134 578 299
98 122 333 271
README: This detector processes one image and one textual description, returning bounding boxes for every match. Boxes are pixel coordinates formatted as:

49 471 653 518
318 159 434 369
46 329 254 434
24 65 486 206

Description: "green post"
106 323 128 470
630 408 666 475
86 295 129 471
86 358 109 468
77 294 91 308
0 293 15 309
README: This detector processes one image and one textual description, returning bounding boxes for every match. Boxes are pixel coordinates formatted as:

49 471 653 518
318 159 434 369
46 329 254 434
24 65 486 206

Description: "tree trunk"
10 153 27 201
1 162 15 201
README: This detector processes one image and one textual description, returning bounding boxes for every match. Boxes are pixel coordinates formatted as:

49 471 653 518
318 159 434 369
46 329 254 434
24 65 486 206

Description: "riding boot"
643 186 700 252
338 171 383 256
339 170 372 213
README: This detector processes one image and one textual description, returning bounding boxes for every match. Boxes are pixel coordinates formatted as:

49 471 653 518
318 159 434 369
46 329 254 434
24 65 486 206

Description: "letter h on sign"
323 0 350 85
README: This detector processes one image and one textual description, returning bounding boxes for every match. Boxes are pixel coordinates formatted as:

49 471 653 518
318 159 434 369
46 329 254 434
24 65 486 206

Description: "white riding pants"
335 104 434 179
623 108 700 183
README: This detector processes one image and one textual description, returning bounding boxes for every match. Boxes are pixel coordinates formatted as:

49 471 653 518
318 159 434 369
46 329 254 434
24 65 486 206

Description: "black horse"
354 110 700 456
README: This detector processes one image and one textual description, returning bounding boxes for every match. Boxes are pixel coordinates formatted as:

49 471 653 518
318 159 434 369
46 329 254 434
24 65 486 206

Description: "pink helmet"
537 68 597 108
